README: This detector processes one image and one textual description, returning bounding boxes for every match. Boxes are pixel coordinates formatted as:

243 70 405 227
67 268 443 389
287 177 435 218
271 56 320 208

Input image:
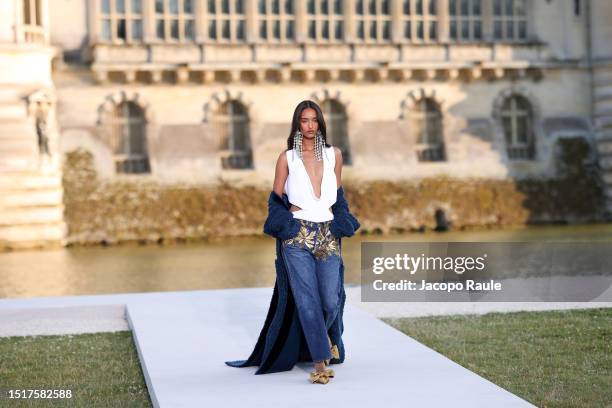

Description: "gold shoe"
326 335 340 362
322 356 335 377
309 370 331 384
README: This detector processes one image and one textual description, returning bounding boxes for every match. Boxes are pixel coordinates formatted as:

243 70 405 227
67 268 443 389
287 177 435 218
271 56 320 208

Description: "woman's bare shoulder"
277 149 289 165
332 146 342 161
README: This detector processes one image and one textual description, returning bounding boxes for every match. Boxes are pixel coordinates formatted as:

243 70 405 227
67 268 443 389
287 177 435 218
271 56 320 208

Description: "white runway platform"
0 288 535 408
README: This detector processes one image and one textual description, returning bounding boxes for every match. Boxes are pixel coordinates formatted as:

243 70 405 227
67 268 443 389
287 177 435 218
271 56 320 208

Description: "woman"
225 100 360 385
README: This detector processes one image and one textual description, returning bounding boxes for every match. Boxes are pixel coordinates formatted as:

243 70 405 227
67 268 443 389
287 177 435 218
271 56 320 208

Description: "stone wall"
62 137 604 246
55 72 593 186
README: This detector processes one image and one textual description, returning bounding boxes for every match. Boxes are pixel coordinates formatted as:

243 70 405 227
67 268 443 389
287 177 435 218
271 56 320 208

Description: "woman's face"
299 107 319 139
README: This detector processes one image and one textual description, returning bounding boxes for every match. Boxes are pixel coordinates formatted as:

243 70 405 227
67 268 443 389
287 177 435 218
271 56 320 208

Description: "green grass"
382 307 612 408
1 309 609 407
0 331 151 407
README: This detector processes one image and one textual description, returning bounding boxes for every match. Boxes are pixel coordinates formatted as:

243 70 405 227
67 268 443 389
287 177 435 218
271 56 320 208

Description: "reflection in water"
1 223 611 299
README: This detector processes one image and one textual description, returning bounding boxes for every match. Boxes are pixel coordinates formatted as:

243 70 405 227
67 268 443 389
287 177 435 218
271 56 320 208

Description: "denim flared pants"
281 218 342 362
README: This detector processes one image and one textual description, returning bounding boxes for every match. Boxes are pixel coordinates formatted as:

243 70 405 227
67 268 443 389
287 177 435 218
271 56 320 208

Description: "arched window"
321 99 352 165
500 95 535 160
107 101 150 173
411 98 445 161
215 101 253 169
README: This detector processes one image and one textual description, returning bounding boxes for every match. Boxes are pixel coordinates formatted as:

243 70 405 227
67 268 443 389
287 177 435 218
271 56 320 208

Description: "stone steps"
0 133 35 150
0 87 27 103
0 188 63 208
0 172 67 248
0 114 39 165
0 138 37 156
0 172 62 190
0 157 38 172
0 121 35 138
0 85 66 249
0 101 28 121
0 221 66 244
0 206 64 227
0 115 38 172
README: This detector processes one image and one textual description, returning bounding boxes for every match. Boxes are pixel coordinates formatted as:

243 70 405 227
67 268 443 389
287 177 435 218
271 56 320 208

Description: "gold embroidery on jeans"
283 221 340 261
283 224 315 250
313 222 340 261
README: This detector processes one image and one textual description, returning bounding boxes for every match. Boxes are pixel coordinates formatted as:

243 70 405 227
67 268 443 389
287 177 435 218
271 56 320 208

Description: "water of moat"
1 223 611 299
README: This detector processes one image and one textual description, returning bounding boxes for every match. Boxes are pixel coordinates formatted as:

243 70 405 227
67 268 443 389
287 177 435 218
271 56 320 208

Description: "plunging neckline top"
284 146 337 222
299 154 324 200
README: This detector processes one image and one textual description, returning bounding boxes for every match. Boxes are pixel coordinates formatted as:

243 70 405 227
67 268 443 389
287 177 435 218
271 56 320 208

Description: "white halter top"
284 146 337 222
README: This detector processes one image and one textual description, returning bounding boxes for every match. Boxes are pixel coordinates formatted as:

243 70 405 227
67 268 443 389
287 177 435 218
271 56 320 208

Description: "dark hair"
286 100 331 151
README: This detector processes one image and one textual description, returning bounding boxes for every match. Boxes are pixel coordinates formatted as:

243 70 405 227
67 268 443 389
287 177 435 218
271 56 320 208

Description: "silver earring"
293 130 303 160
315 130 323 161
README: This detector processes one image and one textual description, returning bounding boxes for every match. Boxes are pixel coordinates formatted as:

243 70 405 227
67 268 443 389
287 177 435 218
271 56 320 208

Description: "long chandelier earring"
293 129 303 160
315 130 323 161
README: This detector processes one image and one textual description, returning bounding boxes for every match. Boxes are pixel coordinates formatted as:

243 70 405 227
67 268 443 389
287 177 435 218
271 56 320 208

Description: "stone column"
295 0 307 42
200 0 211 64
391 0 402 43
12 0 22 43
87 0 100 44
525 0 537 41
345 0 356 42
436 0 449 42
482 0 494 42
246 0 257 66
195 0 207 42
246 0 257 42
41 0 50 43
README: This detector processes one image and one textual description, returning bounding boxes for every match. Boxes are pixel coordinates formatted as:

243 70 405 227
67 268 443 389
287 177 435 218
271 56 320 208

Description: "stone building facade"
0 0 66 248
2 0 612 247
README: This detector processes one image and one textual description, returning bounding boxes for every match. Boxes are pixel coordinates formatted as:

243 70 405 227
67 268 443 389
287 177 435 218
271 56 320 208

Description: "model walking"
225 100 360 385
273 100 344 384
